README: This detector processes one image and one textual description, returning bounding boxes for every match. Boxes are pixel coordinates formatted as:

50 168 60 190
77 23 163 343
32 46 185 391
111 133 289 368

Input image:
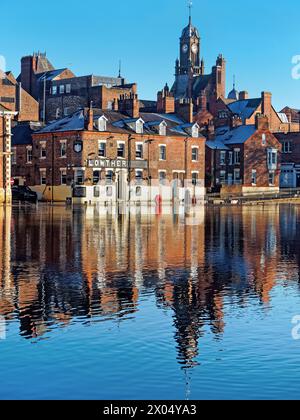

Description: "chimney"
255 114 269 130
239 91 249 100
198 91 207 111
87 104 94 131
157 83 175 114
230 115 243 129
175 99 194 123
113 98 119 111
207 120 215 140
118 93 139 118
261 91 272 119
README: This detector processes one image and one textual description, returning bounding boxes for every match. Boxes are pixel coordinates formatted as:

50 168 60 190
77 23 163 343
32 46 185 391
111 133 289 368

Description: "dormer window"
135 118 144 134
98 115 108 132
192 123 199 138
159 121 167 136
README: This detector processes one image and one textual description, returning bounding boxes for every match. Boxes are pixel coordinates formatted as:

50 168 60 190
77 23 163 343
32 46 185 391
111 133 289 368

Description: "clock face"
182 44 188 53
191 43 198 54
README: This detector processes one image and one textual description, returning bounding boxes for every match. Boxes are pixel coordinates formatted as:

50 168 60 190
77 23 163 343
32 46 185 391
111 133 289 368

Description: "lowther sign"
87 159 148 169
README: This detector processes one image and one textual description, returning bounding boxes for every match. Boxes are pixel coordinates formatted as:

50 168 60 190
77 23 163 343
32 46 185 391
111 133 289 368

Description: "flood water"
1 204 300 400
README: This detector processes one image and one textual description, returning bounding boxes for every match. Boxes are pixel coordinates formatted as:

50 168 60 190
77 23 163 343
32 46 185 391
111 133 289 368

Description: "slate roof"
36 109 203 138
12 122 43 146
37 69 69 82
206 140 230 150
227 98 261 122
214 125 256 144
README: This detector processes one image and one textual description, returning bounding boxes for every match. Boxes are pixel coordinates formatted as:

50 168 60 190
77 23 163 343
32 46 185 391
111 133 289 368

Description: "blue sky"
2 0 300 110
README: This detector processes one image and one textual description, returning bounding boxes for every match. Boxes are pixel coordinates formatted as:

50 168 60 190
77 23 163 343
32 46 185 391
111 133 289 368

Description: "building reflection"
0 205 300 368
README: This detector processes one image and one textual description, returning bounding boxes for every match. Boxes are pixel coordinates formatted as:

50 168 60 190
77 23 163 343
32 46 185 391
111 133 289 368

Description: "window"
64 108 71 117
220 151 226 165
283 141 292 153
269 171 275 186
93 170 100 185
159 171 167 185
98 141 106 157
60 169 67 185
220 170 226 184
98 116 107 132
218 111 228 119
262 133 266 146
117 142 125 158
229 151 233 165
59 85 65 94
40 170 46 185
234 169 240 184
26 146 33 163
136 143 143 159
66 84 71 94
52 86 57 95
192 124 199 138
136 170 143 184
11 147 16 165
159 145 166 161
75 170 84 185
159 122 167 136
60 141 67 158
192 147 199 162
267 149 278 169
136 120 144 134
106 170 114 184
234 149 240 165
192 172 199 186
251 169 257 185
40 142 46 159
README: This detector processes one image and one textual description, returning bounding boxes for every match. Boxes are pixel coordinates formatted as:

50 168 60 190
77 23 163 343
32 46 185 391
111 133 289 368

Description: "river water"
0 204 300 400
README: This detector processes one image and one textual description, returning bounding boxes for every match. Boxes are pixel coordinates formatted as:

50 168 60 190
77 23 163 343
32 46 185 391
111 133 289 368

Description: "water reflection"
1 204 300 370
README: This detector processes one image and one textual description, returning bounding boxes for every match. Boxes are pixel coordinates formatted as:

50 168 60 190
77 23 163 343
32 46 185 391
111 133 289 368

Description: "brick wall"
15 130 205 188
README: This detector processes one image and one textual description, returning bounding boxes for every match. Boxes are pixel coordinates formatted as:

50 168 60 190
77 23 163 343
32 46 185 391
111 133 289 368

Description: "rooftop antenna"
233 74 236 89
118 60 122 78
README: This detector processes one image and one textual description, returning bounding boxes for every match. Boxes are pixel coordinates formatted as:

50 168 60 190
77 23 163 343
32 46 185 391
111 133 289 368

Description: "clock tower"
177 2 201 76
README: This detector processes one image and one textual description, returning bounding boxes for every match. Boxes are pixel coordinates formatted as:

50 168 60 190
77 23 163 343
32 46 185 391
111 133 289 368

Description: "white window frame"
192 146 199 162
234 148 241 165
66 84 71 94
26 146 33 164
251 169 257 186
52 86 57 95
40 142 46 159
60 168 67 185
117 141 126 159
40 169 47 185
159 170 167 185
135 142 144 159
159 144 166 161
59 85 65 94
98 140 107 157
60 140 67 158
220 150 226 166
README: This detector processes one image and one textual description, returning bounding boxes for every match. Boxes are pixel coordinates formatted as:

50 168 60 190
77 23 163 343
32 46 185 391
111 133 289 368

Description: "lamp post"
145 138 154 202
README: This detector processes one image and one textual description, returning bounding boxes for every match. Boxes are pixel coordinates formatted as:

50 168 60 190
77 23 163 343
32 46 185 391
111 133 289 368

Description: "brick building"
0 72 39 122
12 98 206 204
205 115 282 196
0 105 17 204
274 132 300 188
19 52 137 122
212 91 300 133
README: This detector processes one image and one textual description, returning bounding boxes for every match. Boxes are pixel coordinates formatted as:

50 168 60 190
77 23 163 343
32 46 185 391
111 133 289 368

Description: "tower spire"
188 0 192 24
